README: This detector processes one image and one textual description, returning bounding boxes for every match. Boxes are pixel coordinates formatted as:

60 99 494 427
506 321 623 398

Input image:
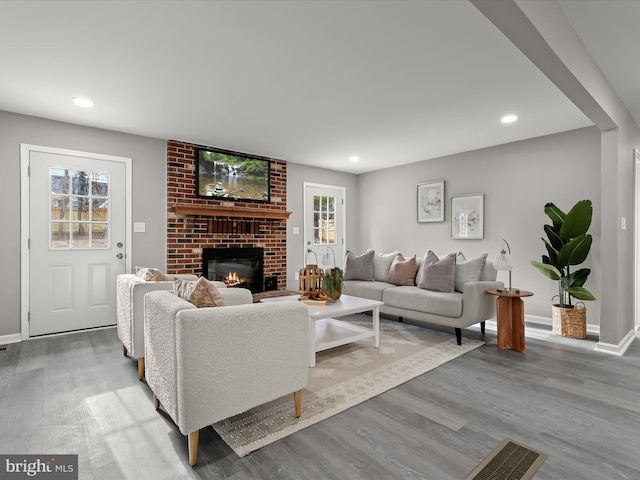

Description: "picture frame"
417 180 445 223
451 193 484 239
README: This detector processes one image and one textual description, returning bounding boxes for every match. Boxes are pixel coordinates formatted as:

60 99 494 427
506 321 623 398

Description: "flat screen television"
195 147 271 202
196 148 271 203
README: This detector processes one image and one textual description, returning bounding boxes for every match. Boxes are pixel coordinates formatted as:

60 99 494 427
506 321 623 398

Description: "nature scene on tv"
197 149 270 202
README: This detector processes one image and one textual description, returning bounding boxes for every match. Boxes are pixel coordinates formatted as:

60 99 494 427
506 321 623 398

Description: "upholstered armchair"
116 273 251 379
143 290 309 466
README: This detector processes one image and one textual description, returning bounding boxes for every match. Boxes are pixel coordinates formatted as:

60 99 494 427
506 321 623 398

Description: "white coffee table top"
261 294 382 318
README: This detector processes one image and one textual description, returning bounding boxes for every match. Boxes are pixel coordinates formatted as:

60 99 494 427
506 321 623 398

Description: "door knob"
116 253 124 259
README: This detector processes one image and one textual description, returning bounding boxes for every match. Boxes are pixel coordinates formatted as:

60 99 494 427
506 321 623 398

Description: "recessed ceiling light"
349 156 360 163
72 97 94 108
501 114 518 124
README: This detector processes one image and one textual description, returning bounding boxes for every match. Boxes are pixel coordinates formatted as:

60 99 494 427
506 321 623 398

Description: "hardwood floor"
1 318 639 479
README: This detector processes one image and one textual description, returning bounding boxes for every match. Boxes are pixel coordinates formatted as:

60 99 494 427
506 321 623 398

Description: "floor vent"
464 438 548 480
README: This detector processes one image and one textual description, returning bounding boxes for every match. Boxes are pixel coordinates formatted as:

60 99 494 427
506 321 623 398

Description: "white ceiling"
0 1 633 174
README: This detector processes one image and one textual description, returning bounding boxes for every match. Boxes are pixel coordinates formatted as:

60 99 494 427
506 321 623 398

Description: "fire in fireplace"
203 247 264 293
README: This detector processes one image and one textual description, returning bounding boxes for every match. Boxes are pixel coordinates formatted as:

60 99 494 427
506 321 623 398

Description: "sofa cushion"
480 260 498 281
415 251 464 285
344 250 375 281
383 286 463 318
387 254 418 286
373 251 400 281
455 253 488 292
173 277 226 308
135 266 168 281
343 280 391 302
417 251 456 293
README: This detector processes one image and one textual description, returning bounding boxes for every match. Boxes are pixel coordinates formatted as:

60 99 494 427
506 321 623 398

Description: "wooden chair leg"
294 390 302 418
153 394 160 411
137 357 145 381
188 430 200 466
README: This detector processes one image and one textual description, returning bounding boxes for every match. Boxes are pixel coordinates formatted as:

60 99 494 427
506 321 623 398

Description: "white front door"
24 146 129 336
303 183 346 271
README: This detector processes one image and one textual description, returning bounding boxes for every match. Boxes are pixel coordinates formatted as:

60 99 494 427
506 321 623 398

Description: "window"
313 195 336 245
49 168 110 249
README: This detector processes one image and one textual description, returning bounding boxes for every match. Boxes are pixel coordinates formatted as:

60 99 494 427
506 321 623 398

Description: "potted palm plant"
530 199 596 338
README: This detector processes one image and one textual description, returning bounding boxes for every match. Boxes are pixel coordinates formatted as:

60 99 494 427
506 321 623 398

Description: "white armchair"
143 290 309 466
116 273 252 379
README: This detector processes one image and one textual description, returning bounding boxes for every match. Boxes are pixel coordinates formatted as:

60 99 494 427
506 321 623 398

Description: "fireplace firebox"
203 247 264 293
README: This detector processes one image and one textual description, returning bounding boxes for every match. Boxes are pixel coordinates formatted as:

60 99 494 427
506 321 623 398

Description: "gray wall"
0 110 167 337
356 127 602 326
286 163 359 291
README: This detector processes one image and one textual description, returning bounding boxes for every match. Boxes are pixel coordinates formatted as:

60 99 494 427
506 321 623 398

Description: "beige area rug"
212 315 484 457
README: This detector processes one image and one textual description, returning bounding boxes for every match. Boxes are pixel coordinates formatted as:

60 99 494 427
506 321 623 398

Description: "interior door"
28 150 127 336
304 183 346 271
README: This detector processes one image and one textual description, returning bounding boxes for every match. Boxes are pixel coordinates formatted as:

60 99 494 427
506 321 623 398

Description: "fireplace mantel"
170 203 292 220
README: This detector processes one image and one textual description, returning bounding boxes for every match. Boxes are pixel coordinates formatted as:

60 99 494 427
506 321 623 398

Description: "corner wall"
0 110 167 338
356 127 601 326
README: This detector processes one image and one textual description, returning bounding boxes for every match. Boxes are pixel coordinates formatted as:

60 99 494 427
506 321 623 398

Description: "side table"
486 289 533 353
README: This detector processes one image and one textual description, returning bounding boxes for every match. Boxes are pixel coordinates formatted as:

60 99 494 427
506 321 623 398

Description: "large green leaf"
544 225 563 250
567 268 590 288
566 286 596 301
544 202 565 230
559 200 592 240
557 234 592 267
531 260 561 280
542 239 559 266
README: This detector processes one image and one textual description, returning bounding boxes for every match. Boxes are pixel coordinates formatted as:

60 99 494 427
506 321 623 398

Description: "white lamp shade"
493 252 513 271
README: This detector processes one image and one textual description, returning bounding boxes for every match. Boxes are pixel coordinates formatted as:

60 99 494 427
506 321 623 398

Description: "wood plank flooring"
1 317 639 480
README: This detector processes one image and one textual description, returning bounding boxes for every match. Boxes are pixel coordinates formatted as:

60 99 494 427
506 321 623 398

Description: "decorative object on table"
417 180 445 223
320 246 343 301
530 199 596 338
298 249 324 296
494 239 519 293
298 291 334 304
451 193 484 239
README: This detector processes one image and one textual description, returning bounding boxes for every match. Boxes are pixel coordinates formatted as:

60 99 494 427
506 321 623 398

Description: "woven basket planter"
551 303 587 338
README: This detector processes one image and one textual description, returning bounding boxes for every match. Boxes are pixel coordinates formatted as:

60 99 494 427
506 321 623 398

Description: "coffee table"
261 294 383 367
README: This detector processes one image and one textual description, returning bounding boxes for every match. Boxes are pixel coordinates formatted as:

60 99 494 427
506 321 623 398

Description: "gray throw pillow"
417 251 456 293
455 253 488 292
373 251 400 281
387 254 418 286
344 250 375 281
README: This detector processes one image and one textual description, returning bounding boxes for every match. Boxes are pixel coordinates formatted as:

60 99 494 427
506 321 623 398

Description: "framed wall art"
417 180 445 223
451 193 484 239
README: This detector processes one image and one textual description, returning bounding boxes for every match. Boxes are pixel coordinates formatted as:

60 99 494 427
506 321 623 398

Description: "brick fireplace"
166 140 289 291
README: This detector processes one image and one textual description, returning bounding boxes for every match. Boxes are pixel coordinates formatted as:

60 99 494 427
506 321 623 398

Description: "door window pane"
50 223 70 248
313 195 336 245
49 168 111 250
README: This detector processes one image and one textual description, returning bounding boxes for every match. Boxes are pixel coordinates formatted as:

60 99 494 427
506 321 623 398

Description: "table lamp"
494 239 519 293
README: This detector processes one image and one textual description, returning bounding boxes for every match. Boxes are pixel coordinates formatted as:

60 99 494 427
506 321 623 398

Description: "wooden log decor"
206 218 261 235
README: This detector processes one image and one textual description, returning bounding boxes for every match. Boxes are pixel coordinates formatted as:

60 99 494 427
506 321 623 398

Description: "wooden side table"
486 289 533 353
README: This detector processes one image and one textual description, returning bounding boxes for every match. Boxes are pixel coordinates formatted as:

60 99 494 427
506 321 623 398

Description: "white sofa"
116 273 251 379
143 290 309 465
343 251 504 344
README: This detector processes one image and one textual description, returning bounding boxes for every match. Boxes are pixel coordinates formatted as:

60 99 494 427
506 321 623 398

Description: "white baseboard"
0 333 22 345
595 329 637 356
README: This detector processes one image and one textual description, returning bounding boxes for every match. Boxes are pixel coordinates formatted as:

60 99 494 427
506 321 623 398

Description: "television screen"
195 147 271 202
